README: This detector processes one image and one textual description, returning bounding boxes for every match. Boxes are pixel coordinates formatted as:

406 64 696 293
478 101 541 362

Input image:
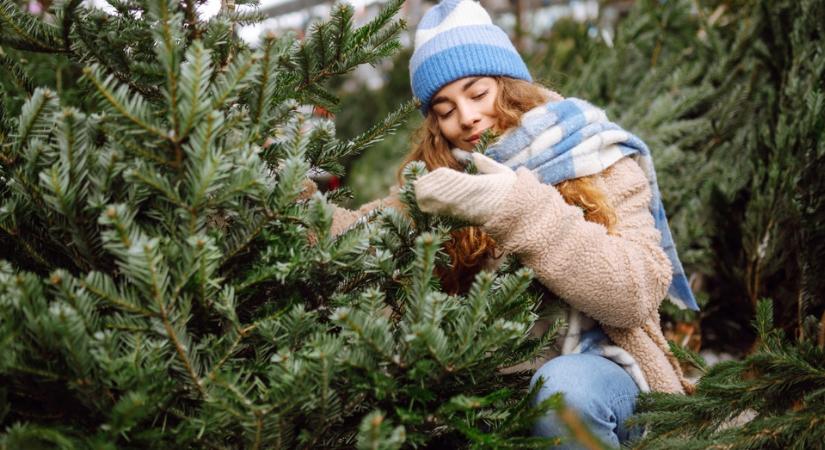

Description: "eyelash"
438 91 488 119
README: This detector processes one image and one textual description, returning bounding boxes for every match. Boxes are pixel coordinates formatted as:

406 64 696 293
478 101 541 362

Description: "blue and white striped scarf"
486 98 699 311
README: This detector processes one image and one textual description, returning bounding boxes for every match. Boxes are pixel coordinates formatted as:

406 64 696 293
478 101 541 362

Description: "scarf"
485 98 699 311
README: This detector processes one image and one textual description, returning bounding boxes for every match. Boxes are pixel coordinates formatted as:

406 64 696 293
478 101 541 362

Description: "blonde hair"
400 77 617 294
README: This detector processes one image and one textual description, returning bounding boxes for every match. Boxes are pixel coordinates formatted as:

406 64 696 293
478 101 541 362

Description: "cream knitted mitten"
414 151 517 225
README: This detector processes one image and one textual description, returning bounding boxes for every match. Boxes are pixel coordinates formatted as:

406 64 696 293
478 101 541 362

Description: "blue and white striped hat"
410 0 532 112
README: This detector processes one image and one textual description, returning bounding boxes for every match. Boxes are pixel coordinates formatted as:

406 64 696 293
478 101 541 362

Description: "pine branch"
317 99 416 169
59 0 83 52
178 40 213 138
668 340 709 374
251 34 290 127
149 0 185 138
289 0 405 95
355 410 405 450
12 88 60 154
332 290 398 368
210 50 260 110
220 210 268 266
0 0 65 53
0 232 52 273
124 163 186 208
81 271 154 317
0 51 35 95
181 0 199 40
82 65 169 140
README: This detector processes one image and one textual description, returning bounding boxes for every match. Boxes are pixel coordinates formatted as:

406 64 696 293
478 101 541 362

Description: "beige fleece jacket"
328 156 692 394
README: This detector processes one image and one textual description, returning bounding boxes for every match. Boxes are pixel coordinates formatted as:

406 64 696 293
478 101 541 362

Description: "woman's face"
430 76 499 151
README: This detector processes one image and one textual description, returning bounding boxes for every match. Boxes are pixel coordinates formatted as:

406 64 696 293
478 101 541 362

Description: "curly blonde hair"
400 77 617 294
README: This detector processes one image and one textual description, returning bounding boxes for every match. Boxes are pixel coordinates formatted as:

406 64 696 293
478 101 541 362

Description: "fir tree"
631 299 825 450
0 0 566 448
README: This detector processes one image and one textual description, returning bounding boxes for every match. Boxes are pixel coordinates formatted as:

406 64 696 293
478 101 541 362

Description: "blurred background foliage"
333 46 421 207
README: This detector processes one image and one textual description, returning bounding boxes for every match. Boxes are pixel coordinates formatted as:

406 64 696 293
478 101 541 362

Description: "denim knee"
529 354 640 448
530 354 604 409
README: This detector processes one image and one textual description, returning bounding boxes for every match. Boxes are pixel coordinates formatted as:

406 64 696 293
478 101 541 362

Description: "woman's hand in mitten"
413 150 516 225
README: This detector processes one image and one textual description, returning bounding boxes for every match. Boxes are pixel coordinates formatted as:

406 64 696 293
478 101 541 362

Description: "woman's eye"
439 109 454 119
472 91 488 100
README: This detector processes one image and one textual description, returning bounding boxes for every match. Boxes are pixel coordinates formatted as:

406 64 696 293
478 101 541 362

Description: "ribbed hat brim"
411 44 532 111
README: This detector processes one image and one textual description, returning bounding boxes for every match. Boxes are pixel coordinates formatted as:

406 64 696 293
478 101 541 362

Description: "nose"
457 101 481 129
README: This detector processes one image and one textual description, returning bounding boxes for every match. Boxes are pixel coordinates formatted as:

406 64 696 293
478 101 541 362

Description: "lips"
465 128 489 143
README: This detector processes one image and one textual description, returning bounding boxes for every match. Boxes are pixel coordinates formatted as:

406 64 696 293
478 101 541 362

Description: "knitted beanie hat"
410 0 532 112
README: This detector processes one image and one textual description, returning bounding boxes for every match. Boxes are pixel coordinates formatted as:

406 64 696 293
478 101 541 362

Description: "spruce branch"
0 0 65 53
38 165 92 268
214 7 265 28
356 410 405 450
668 340 709 374
13 88 60 154
45 109 104 269
252 34 292 127
408 232 442 310
289 0 405 95
0 222 54 271
348 0 404 54
454 271 493 361
331 2 353 63
318 99 416 169
0 0 564 445
59 0 83 52
181 0 200 40
82 65 168 140
69 13 164 100
206 146 268 207
81 271 154 317
634 298 825 449
219 210 267 265
210 50 260 110
183 137 230 215
111 135 172 169
124 164 186 208
178 40 214 139
0 51 35 95
149 0 185 137
332 291 398 368
160 309 207 398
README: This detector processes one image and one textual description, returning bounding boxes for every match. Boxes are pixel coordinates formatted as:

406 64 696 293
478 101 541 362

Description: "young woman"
328 0 698 447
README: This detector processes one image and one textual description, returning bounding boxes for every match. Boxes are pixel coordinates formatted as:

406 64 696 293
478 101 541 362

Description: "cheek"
482 96 498 117
437 118 458 139
437 119 468 149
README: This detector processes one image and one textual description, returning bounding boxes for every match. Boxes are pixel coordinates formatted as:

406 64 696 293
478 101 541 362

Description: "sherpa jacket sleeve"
295 178 402 237
482 156 673 328
328 187 404 236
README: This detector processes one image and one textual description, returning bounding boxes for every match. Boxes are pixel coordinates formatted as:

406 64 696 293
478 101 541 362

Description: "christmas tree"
631 299 825 450
0 0 566 447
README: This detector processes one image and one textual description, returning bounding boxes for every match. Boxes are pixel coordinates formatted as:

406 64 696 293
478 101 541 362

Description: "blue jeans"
530 353 641 449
